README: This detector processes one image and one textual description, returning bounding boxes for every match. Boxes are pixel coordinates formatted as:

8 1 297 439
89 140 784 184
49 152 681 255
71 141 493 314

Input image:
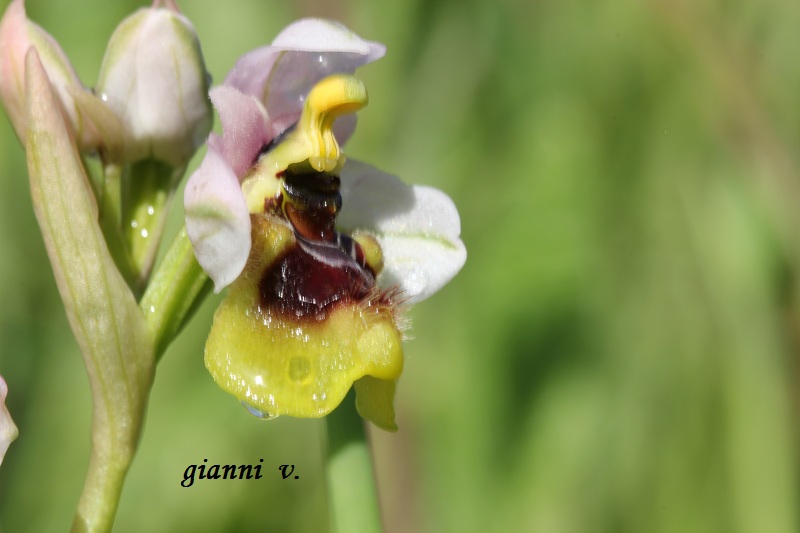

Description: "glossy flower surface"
185 19 465 430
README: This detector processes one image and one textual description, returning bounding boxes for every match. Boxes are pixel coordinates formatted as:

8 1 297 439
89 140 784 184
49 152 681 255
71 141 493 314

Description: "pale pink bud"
95 0 212 168
0 0 115 148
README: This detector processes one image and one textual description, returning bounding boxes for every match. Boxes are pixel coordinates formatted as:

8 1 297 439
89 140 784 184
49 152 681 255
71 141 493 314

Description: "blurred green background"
2 0 800 531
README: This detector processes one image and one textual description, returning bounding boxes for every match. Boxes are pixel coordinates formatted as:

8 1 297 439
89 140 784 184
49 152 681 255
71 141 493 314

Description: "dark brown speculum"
259 239 374 320
259 167 375 321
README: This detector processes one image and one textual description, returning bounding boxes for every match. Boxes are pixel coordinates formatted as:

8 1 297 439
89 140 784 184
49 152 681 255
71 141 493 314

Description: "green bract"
25 50 155 533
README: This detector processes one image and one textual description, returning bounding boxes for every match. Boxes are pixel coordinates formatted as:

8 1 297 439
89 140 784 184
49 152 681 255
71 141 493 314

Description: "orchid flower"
185 19 465 431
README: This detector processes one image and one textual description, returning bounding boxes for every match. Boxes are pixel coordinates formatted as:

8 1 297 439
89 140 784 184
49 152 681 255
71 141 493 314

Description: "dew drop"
147 205 155 216
242 401 279 420
288 356 310 383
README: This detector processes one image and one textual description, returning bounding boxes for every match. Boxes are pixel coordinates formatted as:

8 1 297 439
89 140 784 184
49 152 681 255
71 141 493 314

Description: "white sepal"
338 160 466 304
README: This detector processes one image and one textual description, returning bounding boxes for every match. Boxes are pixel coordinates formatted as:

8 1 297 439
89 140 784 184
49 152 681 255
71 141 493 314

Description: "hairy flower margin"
185 19 466 430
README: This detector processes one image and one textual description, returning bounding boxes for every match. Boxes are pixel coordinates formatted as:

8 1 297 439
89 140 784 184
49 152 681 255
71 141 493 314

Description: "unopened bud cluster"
0 0 211 169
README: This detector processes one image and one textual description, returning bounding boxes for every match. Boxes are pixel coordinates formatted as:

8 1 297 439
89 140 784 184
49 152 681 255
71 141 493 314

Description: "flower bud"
0 0 113 147
0 375 18 467
96 0 212 168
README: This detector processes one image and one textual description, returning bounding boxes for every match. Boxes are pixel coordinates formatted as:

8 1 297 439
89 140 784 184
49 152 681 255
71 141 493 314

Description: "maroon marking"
263 196 280 214
260 241 375 321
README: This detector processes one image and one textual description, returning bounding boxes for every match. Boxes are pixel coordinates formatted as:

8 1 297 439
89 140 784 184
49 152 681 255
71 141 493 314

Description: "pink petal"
210 86 272 179
272 18 385 58
224 18 385 119
184 141 251 291
206 131 223 153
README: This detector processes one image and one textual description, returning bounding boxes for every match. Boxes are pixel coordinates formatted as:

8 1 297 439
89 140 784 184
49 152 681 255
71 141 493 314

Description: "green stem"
70 430 136 533
139 226 211 359
123 159 185 293
101 163 122 230
326 391 384 533
98 164 139 294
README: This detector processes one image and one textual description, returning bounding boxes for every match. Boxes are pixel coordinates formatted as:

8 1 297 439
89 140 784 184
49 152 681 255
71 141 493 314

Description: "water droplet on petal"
288 356 310 383
242 401 279 420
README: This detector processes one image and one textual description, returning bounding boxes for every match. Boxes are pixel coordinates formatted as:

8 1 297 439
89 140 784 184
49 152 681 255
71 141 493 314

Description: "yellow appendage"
242 74 368 213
